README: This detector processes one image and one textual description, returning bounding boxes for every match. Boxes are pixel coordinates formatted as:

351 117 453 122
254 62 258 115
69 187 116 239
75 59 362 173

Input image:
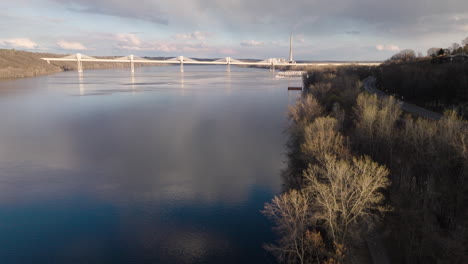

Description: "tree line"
262 66 468 263
388 36 468 63
374 36 468 118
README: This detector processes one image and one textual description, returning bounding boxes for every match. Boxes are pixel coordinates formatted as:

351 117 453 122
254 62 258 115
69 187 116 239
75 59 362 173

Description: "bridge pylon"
226 57 231 72
268 58 276 72
76 53 83 73
130 54 134 73
178 56 184 72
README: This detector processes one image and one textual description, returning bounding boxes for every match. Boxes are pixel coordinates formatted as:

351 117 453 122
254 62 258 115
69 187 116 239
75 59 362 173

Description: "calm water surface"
0 65 301 263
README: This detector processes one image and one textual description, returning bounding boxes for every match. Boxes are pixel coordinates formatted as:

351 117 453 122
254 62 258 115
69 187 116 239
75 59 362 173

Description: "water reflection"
78 72 84 96
180 72 185 96
131 72 136 93
226 71 232 95
0 65 301 264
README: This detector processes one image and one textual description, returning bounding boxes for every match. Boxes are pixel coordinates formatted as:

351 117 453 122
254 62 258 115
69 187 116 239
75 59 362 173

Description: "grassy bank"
0 49 150 79
263 66 467 263
0 49 64 78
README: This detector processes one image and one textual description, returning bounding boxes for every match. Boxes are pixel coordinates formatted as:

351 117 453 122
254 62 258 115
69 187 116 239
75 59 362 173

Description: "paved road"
363 77 443 121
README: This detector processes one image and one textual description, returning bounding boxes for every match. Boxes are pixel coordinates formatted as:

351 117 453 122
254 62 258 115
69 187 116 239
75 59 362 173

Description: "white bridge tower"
77 53 83 73
289 33 294 63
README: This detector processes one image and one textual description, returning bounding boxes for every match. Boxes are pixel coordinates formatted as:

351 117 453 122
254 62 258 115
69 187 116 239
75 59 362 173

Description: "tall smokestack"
289 33 293 63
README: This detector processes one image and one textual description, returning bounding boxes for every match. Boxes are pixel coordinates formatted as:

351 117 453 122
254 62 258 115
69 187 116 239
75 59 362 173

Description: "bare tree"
427 47 440 57
450 43 461 52
398 111 468 262
462 36 468 46
262 189 313 264
304 155 391 246
302 116 348 164
353 93 401 157
309 82 333 106
289 94 324 125
405 110 468 163
285 95 327 189
389 49 416 62
439 110 468 160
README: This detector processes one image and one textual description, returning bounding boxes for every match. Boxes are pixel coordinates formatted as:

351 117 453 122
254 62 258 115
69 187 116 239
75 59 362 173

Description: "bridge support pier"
226 57 231 72
76 53 83 73
130 54 134 73
179 56 184 72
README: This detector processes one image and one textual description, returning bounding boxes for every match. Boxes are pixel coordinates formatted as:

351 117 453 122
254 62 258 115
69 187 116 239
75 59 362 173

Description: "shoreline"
0 49 158 81
1 49 382 81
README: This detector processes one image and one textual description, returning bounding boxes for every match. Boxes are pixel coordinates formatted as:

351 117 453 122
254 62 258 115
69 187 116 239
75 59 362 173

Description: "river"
0 65 301 263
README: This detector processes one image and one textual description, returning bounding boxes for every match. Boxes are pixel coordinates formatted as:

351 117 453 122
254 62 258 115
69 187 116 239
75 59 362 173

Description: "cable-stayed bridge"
42 53 381 73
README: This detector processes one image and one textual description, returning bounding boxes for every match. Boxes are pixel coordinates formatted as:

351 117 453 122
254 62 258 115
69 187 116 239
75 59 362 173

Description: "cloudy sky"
1 0 468 60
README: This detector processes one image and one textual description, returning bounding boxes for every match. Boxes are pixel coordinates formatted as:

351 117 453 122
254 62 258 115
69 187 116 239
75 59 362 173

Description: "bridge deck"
41 54 381 73
42 57 381 67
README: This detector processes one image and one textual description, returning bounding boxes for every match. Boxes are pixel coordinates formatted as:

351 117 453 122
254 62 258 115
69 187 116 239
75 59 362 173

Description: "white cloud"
112 33 166 52
56 40 87 50
115 33 141 46
174 31 212 41
103 33 234 56
376 44 400 52
0 38 38 49
112 33 177 52
240 40 264 46
375 44 385 51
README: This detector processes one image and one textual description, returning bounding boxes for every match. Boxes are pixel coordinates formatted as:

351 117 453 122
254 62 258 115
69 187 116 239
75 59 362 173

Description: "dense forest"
263 65 467 263
374 36 468 118
375 59 468 118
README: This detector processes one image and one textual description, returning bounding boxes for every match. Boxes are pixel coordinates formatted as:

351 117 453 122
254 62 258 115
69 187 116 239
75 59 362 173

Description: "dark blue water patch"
0 197 121 264
0 186 276 264
153 185 277 264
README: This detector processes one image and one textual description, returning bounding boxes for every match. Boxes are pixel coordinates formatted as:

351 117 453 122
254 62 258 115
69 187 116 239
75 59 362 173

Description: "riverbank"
263 65 467 263
0 49 152 79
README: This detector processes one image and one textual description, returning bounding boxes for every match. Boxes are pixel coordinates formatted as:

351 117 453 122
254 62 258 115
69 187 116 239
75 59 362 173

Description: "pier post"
130 54 134 73
76 53 83 73
226 57 231 72
179 56 184 73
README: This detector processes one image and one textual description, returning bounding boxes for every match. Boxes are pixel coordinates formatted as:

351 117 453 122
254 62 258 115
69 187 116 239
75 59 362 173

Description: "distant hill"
0 49 148 79
0 49 65 78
